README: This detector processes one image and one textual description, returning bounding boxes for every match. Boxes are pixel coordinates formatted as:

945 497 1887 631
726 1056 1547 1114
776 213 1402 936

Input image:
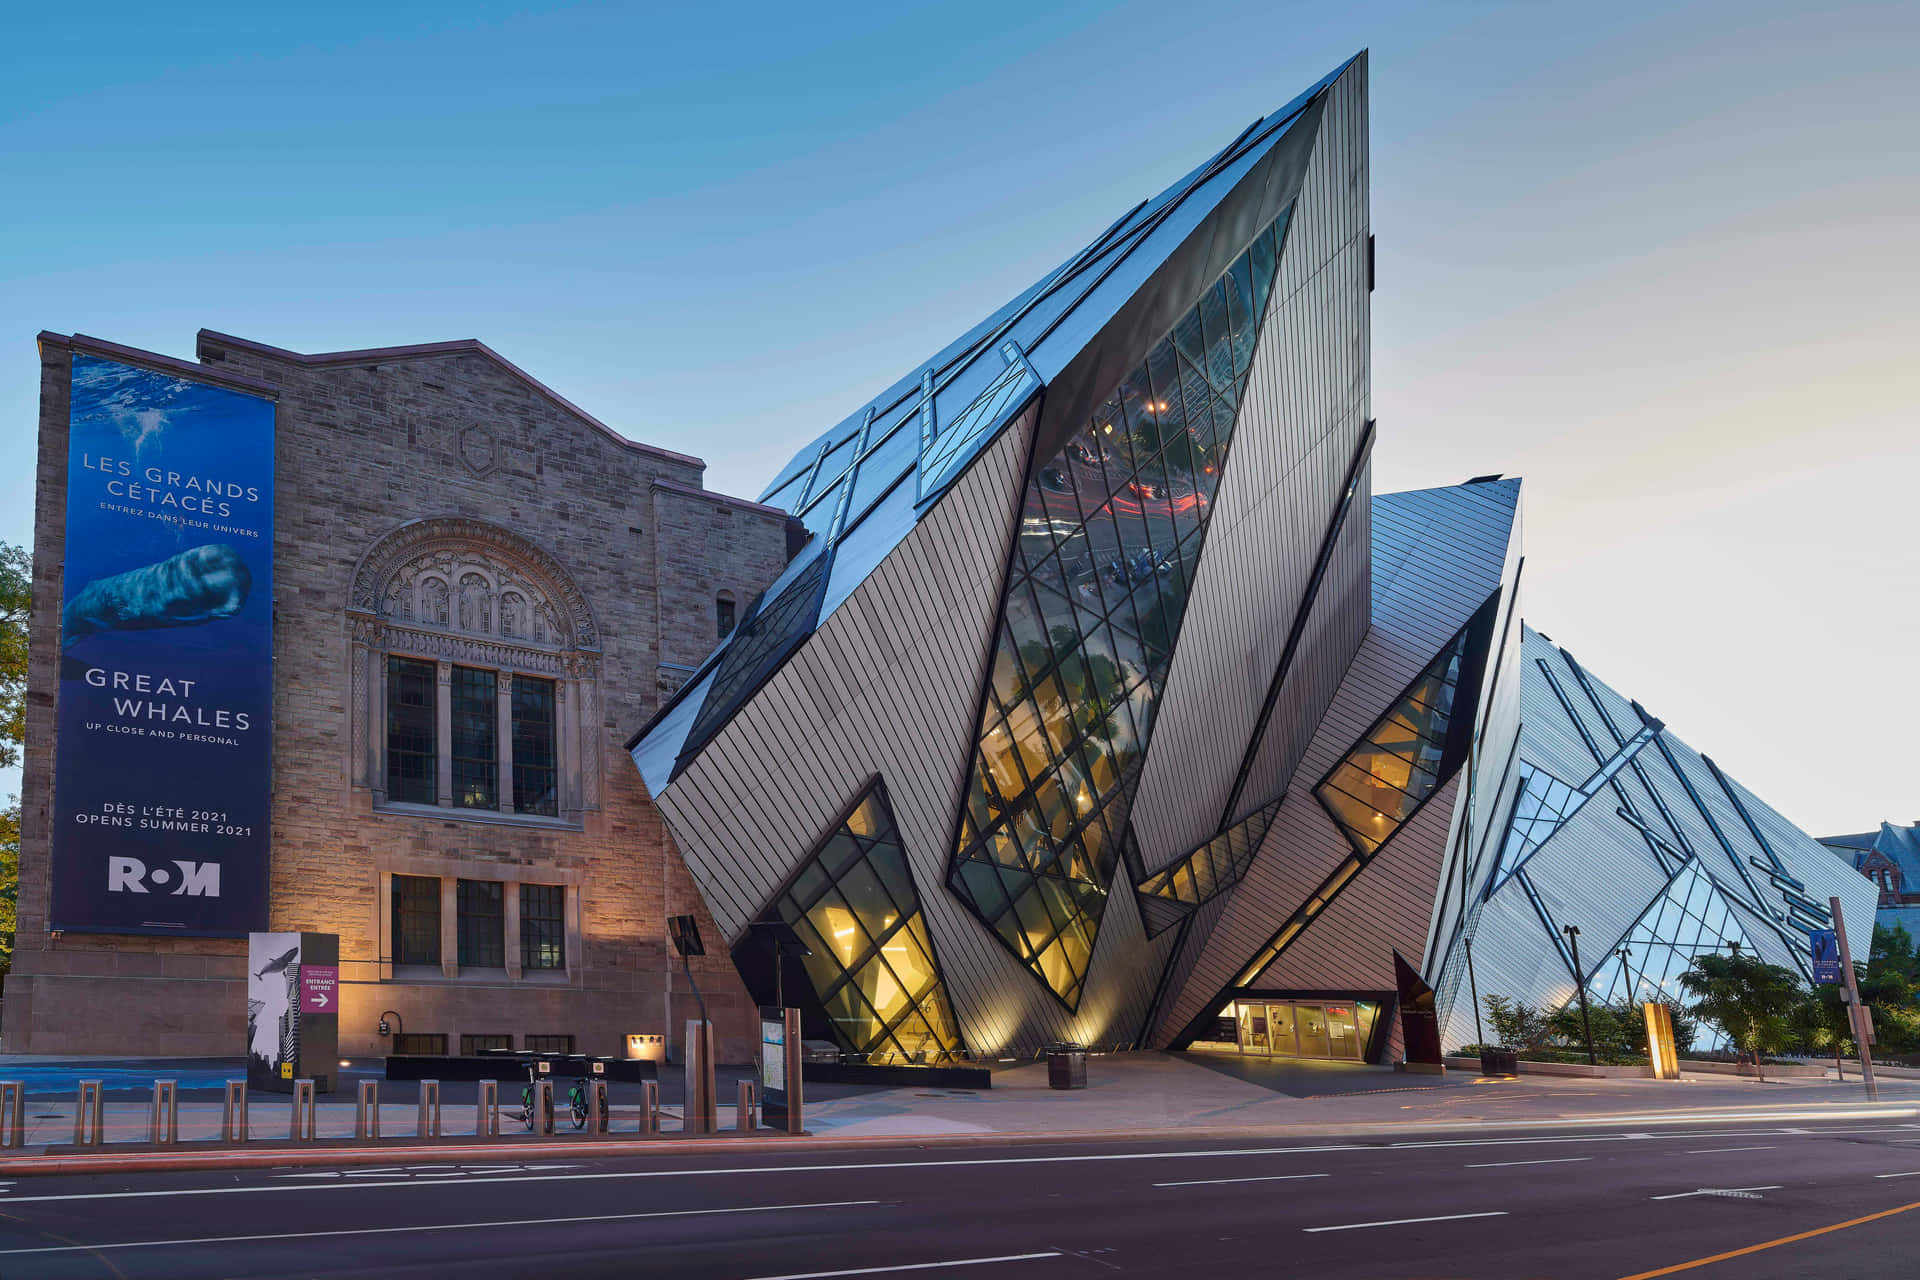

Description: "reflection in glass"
765 781 964 1064
1582 862 1754 1019
948 206 1295 1008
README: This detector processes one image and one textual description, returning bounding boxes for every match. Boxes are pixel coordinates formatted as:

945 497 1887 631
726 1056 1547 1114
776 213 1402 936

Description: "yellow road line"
1619 1199 1920 1279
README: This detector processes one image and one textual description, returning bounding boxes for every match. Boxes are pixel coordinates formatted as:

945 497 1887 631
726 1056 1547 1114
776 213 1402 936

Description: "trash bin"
1479 1047 1519 1077
1046 1044 1088 1090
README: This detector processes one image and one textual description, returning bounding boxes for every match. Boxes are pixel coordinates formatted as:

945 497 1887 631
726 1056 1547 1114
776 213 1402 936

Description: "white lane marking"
1305 1211 1507 1233
0 1146 1367 1205
1154 1173 1329 1188
0 1199 881 1257
745 1254 1061 1279
1684 1146 1778 1154
0 1124 1899 1207
1649 1186 1782 1201
1873 1171 1920 1179
1465 1157 1592 1168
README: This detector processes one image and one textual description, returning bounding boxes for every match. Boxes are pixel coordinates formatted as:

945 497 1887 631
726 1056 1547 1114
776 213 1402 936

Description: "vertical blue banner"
1811 929 1842 985
51 352 275 936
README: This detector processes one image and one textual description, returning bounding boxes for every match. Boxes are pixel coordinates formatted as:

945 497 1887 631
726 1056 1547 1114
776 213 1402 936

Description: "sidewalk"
1 1051 1914 1174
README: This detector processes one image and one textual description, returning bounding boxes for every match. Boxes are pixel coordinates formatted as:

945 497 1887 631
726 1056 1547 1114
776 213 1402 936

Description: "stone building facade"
12 329 792 1060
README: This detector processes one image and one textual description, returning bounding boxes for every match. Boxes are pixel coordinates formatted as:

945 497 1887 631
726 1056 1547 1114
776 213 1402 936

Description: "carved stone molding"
351 517 600 650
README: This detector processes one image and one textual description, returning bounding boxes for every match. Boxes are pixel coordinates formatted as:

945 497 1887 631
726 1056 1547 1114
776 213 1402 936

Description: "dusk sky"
3 0 1914 834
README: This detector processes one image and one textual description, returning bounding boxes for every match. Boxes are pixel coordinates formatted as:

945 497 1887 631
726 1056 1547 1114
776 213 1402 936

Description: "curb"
3 1099 1914 1177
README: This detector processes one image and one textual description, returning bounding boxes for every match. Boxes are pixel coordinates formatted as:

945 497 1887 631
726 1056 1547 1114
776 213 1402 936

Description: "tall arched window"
349 518 602 825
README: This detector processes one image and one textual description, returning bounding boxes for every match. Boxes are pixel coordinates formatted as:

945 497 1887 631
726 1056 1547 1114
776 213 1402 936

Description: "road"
2 1116 1918 1277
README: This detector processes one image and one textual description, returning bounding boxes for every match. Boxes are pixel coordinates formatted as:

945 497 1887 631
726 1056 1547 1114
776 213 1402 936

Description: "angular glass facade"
681 550 831 765
1315 627 1468 854
767 782 965 1064
1134 796 1284 937
1582 861 1756 1009
1485 723 1660 895
947 206 1293 1008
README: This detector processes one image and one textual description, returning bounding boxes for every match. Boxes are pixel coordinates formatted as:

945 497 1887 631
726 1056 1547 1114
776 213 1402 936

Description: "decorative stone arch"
347 517 603 821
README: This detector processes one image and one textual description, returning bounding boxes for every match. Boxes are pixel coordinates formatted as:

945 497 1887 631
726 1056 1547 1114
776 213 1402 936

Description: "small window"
461 1034 513 1055
716 593 737 640
387 657 437 803
521 883 566 971
392 874 442 966
392 1033 448 1055
457 878 506 968
451 666 498 809
524 1034 575 1054
512 676 558 817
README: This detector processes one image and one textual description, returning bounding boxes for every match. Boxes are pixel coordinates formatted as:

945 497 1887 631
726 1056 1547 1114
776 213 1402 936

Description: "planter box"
1677 1059 1828 1079
1443 1055 1651 1078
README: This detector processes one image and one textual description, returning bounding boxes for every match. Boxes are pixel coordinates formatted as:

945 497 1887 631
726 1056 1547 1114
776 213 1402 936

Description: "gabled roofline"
194 328 706 469
650 477 790 519
39 331 282 399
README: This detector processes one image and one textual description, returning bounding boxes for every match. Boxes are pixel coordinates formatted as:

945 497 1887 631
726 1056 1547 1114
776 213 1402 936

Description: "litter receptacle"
1479 1047 1519 1078
1046 1044 1088 1090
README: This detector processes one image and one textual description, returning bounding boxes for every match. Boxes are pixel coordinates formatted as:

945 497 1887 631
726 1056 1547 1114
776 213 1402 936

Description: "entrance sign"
247 932 338 1094
299 964 339 1012
1811 929 1842 985
51 353 276 936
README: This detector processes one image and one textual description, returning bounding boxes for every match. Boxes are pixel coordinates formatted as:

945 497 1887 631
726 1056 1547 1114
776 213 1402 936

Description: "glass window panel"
1198 280 1234 392
520 883 565 971
456 878 504 968
1224 252 1257 377
392 874 440 966
449 669 497 810
510 676 557 816
386 656 437 804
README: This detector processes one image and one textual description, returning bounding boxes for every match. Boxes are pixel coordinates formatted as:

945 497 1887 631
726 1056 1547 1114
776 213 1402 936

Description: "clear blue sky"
4 0 1915 833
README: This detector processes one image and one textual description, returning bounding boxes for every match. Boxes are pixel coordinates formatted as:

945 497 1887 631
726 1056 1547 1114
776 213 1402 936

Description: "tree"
1793 984 1856 1076
0 540 24 771
0 540 24 978
1484 993 1549 1049
1679 952 1804 1082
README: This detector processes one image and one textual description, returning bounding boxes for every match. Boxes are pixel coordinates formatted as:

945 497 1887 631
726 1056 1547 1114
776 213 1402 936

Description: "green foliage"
0 540 24 771
1679 952 1804 1080
0 798 14 976
1483 993 1549 1049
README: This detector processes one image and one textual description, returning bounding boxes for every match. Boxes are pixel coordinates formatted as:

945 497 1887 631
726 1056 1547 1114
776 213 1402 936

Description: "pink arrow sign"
299 964 338 1014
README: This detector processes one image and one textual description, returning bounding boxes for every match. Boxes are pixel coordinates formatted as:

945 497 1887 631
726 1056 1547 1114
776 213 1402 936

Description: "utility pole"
1465 935 1485 1048
1830 895 1879 1103
1564 924 1596 1066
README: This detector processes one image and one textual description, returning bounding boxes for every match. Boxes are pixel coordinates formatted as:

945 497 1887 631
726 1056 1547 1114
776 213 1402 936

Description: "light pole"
1465 934 1485 1048
1564 924 1596 1066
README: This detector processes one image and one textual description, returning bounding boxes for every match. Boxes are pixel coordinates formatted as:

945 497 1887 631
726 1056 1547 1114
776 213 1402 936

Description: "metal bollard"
417 1080 441 1140
0 1081 24 1148
736 1078 756 1132
355 1080 380 1140
533 1078 555 1136
639 1080 658 1136
222 1081 248 1144
74 1081 105 1146
290 1079 317 1141
149 1080 179 1144
585 1078 609 1136
475 1080 499 1139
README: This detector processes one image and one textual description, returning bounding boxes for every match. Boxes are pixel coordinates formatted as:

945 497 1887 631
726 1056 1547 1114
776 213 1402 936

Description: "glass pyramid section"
946 205 1293 1009
1315 626 1470 855
764 781 965 1064
1581 861 1758 1010
1133 796 1284 937
1485 723 1661 896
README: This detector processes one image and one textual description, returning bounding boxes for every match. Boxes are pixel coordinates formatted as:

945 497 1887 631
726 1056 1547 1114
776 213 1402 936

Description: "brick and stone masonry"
13 329 792 1061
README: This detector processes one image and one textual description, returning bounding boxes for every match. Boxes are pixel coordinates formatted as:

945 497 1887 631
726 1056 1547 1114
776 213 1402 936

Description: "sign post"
1828 896 1877 1102
247 932 338 1094
759 1006 804 1133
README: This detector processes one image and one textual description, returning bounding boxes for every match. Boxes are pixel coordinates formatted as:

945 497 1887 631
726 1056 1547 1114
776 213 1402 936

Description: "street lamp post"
1564 924 1597 1066
1465 935 1485 1048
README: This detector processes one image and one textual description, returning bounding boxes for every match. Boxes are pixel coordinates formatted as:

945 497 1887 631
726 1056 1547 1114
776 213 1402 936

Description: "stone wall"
11 330 791 1062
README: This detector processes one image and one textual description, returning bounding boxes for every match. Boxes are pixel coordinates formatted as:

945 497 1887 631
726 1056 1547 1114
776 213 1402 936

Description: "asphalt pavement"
2 1115 1919 1277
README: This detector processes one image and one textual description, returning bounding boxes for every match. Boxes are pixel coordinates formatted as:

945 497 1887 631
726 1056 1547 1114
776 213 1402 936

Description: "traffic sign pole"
1830 895 1878 1102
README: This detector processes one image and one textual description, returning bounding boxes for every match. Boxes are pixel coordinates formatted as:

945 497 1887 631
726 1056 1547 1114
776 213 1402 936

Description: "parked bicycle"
518 1062 555 1132
568 1070 608 1130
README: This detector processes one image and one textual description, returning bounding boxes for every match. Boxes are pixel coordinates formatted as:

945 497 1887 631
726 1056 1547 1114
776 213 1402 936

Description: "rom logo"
107 856 220 897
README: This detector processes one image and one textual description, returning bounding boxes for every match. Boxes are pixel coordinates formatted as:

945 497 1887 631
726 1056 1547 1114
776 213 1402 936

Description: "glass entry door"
1221 999 1376 1061
1295 1005 1332 1058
